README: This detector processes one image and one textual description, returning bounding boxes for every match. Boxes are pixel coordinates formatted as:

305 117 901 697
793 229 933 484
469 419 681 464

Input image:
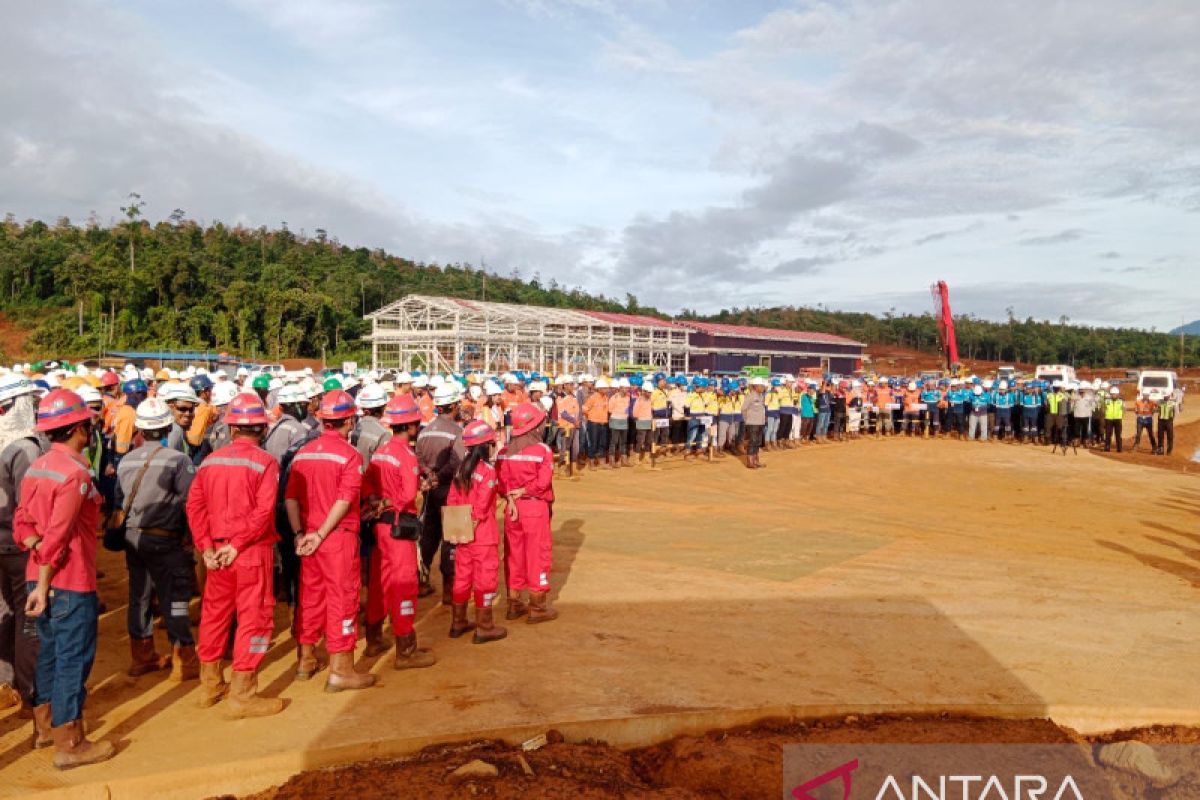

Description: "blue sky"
2 0 1197 329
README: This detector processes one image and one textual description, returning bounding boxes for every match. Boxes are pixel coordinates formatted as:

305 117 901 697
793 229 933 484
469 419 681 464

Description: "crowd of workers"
0 360 1185 770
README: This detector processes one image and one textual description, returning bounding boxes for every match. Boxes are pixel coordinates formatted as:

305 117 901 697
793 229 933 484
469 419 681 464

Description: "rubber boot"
505 594 528 620
393 632 437 670
417 580 436 598
324 651 376 693
295 643 321 680
526 591 559 624
197 661 227 708
441 583 454 607
362 621 391 657
222 670 284 719
51 720 115 770
32 703 53 749
169 644 199 682
448 602 475 638
472 605 508 644
128 636 170 677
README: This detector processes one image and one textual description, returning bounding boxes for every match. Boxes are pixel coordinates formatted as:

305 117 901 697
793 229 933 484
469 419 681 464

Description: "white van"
1035 364 1076 386
1137 370 1178 403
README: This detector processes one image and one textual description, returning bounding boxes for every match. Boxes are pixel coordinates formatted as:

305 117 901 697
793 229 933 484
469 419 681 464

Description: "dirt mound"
238 715 1193 800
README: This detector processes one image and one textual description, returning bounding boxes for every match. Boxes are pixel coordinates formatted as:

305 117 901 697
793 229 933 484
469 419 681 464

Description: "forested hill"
0 214 1194 368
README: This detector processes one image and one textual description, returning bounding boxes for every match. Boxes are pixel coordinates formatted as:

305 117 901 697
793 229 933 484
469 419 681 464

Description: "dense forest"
0 211 1194 369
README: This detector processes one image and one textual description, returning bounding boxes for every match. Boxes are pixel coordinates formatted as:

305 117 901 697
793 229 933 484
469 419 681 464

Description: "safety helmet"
158 382 201 405
190 375 213 393
247 374 269 391
356 383 388 409
429 375 445 389
1100 381 1110 389
35 389 93 432
483 379 502 396
383 394 422 425
463 419 496 447
316 377 340 393
510 401 547 435
907 381 917 391
982 379 994 389
99 371 120 388
595 378 611 389
122 378 148 396
580 373 595 383
1110 387 1120 395
0 375 38 404
629 374 643 388
528 380 548 393
76 385 103 406
317 389 357 420
223 393 269 426
432 383 462 406
393 371 412 384
973 386 983 395
134 398 174 430
276 384 308 406
412 375 429 389
640 381 654 392
341 375 359 391
212 382 239 407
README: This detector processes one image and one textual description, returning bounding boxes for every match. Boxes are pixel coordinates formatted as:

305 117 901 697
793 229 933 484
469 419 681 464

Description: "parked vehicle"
1034 364 1076 386
1137 370 1178 403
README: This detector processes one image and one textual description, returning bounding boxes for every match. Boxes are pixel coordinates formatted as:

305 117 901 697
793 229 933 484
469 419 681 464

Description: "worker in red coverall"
284 390 374 691
185 393 283 719
496 402 558 624
360 394 437 670
446 419 507 644
15 389 115 769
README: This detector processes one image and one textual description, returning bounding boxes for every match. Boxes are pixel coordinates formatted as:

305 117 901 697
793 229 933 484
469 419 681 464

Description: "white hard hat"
158 382 201 405
528 380 547 393
412 375 429 388
341 375 359 391
580 373 595 383
907 381 917 391
141 367 155 381
468 384 483 400
303 367 314 376
135 398 174 430
429 375 445 389
502 373 519 385
77 385 102 405
999 380 1009 390
212 382 239 407
74 363 88 376
0 375 39 404
196 367 208 376
616 377 630 389
432 383 462 406
395 371 413 384
1101 381 1110 389
539 395 554 412
277 384 308 406
237 367 250 377
595 378 611 389
1092 378 1101 389
973 386 983 395
983 379 994 389
484 380 502 396
356 383 388 409
1110 387 1120 395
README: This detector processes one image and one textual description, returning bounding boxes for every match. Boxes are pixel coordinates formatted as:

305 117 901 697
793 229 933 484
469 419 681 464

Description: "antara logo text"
792 758 1085 800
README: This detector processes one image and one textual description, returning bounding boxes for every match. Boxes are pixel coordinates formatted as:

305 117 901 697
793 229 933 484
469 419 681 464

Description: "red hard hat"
35 389 94 432
225 393 270 426
509 402 546 436
383 394 421 425
463 419 496 447
99 371 120 387
317 389 357 421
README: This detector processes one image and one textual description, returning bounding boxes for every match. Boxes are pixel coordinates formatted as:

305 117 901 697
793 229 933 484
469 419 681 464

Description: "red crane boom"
931 280 961 373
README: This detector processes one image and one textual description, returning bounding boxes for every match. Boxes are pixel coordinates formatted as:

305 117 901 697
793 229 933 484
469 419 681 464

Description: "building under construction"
365 294 865 375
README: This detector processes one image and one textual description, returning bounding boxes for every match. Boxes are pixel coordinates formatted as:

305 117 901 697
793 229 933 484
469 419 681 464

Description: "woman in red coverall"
445 420 507 644
361 394 437 669
497 402 558 624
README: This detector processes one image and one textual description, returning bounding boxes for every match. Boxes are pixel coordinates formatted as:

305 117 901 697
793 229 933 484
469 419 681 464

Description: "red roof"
680 320 864 347
578 310 682 329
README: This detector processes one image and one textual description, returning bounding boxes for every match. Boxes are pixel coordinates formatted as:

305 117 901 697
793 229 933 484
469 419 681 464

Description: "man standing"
1132 392 1158 453
1156 393 1176 456
1103 387 1125 452
1045 381 1069 447
116 398 198 681
17 390 115 768
415 383 467 602
186 375 217 452
187 394 284 718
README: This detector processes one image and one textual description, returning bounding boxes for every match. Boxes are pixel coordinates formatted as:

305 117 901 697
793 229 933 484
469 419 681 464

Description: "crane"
931 280 963 376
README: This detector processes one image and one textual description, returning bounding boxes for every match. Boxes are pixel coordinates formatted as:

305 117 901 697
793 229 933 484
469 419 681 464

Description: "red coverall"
186 439 280 671
362 438 421 635
447 460 500 608
285 431 363 654
17 445 102 594
496 442 554 593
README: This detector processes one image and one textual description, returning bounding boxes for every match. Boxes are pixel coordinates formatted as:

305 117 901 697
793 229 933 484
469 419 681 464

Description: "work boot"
505 594 528 620
449 602 476 638
169 644 199 682
32 703 53 749
0 682 19 709
393 632 437 670
417 580 436 598
128 636 170 677
222 670 284 719
526 591 559 624
441 583 454 607
745 455 756 470
197 661 227 708
324 651 376 693
362 621 391 657
621 454 632 468
51 720 115 770
295 643 322 680
472 605 508 644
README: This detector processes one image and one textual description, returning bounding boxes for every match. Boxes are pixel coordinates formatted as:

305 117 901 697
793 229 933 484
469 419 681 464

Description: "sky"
2 0 1197 329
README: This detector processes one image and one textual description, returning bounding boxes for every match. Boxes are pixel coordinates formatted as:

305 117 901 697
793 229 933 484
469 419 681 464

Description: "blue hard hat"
123 379 148 395
771 378 781 386
190 375 213 392
630 374 643 387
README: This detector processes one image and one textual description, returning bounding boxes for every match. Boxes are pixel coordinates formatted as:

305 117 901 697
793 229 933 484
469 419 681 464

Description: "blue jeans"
816 410 831 437
585 421 608 459
30 585 99 727
686 418 706 448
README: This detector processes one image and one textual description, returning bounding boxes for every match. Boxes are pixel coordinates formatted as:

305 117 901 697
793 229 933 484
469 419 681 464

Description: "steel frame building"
366 294 691 374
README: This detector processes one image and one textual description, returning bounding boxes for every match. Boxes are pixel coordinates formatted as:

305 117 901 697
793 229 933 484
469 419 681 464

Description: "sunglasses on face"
175 404 196 414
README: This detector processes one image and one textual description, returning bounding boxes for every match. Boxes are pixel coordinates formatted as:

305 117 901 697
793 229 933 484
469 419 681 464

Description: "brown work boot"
526 591 559 624
128 636 169 677
472 605 508 644
51 719 115 770
448 602 475 638
222 671 284 719
32 703 53 749
0 682 19 709
295 644 322 680
197 661 227 708
362 621 391 657
169 644 199 682
505 594 528 620
393 632 437 670
417 581 436 598
324 651 376 693
441 583 454 607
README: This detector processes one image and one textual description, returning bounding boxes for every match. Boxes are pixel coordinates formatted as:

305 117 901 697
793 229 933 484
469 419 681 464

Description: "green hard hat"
322 377 343 392
251 374 272 390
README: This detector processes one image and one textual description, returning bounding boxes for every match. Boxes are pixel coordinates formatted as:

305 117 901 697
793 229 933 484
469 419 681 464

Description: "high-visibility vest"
1159 400 1176 420
1104 399 1124 420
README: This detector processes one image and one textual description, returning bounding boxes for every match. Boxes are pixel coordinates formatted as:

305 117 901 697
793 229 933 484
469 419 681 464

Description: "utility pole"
481 257 487 301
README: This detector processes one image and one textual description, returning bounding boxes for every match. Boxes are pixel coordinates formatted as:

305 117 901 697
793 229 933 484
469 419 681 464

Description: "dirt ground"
241 715 1200 800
